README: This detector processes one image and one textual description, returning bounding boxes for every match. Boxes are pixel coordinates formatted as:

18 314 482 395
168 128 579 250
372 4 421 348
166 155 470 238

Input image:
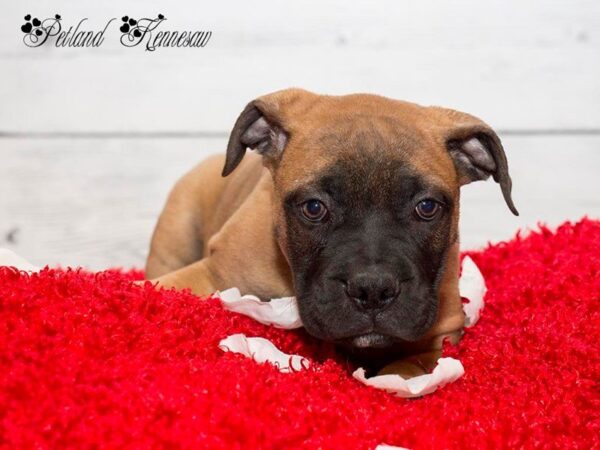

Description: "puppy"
145 89 517 374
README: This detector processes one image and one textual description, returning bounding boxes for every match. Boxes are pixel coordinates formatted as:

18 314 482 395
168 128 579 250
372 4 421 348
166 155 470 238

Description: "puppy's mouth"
336 332 414 371
349 332 395 349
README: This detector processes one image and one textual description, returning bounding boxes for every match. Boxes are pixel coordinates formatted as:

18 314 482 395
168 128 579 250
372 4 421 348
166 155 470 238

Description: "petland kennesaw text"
20 14 212 51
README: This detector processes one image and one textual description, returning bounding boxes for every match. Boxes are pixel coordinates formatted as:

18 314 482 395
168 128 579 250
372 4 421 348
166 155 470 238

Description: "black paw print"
21 14 42 35
120 15 142 37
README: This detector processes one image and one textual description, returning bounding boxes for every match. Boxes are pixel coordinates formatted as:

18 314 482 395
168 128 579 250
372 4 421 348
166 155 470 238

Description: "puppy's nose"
345 271 399 311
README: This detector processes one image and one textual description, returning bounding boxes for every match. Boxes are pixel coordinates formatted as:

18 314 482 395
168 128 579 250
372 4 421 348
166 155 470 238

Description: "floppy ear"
222 97 290 177
435 108 519 216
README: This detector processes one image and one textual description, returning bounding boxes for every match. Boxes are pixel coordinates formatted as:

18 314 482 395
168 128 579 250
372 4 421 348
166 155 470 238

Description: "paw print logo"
120 15 141 36
120 14 165 38
21 14 42 36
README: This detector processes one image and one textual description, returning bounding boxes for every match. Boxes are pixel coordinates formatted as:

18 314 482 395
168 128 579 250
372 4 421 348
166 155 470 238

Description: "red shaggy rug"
1 219 599 449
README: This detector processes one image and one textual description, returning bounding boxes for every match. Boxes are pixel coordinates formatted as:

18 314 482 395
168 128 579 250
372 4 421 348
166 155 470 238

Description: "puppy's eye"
415 199 441 221
301 199 328 222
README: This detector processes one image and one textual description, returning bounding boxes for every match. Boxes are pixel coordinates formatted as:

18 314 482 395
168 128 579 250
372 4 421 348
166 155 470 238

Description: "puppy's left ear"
434 108 519 216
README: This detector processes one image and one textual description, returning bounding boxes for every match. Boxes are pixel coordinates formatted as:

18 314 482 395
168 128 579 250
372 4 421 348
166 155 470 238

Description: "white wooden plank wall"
1 0 599 269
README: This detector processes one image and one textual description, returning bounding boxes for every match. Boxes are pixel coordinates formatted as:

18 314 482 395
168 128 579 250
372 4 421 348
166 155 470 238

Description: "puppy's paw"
377 350 441 379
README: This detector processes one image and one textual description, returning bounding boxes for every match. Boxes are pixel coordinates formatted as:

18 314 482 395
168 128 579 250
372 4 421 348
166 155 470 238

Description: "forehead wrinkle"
310 157 420 211
315 115 421 157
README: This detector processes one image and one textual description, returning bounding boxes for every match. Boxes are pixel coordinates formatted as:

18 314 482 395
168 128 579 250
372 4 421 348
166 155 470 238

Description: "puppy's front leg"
150 258 219 296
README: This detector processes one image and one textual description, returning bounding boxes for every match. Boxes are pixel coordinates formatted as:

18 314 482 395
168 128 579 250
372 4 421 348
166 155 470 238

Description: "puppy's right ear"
222 98 290 177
